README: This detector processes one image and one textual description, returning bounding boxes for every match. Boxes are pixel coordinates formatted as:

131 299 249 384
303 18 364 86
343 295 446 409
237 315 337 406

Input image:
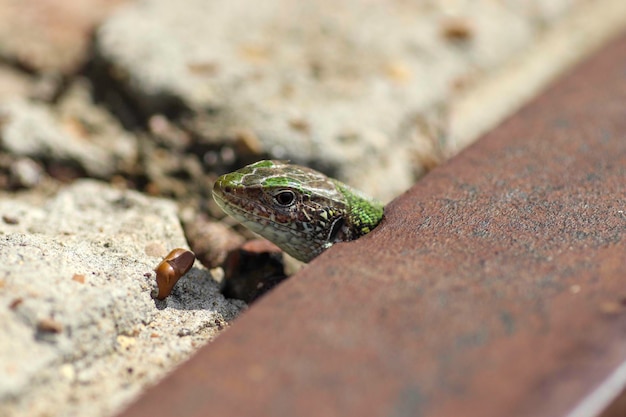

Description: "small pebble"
72 274 85 284
440 18 474 41
116 335 136 350
288 118 310 133
2 214 19 225
37 318 63 334
9 158 43 188
9 298 23 310
59 364 76 382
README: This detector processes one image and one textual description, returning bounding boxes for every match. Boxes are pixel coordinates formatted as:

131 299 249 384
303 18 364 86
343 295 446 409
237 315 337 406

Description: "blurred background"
1 0 624 205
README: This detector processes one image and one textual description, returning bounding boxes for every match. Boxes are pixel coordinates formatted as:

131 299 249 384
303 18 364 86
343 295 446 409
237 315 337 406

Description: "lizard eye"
273 190 296 207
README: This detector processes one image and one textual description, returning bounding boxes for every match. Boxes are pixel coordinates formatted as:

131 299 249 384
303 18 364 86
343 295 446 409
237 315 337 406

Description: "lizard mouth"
211 189 229 212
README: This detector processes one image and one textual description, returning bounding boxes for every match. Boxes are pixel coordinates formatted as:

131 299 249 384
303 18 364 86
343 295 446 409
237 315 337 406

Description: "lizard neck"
332 180 384 239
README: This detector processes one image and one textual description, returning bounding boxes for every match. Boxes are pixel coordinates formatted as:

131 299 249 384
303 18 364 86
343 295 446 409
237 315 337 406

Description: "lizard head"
212 160 349 262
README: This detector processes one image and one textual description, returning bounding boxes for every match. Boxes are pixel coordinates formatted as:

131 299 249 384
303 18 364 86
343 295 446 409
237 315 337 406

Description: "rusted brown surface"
118 32 626 417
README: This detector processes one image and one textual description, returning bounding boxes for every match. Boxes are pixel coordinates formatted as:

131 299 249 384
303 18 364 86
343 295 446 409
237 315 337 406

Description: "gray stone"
0 86 138 179
0 180 244 417
0 65 33 101
8 158 43 188
95 0 585 200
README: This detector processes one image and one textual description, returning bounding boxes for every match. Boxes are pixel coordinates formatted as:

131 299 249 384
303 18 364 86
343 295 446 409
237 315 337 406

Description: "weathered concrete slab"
0 181 243 417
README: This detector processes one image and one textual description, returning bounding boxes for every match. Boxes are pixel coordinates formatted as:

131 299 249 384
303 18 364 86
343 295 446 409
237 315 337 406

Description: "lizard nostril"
224 186 232 193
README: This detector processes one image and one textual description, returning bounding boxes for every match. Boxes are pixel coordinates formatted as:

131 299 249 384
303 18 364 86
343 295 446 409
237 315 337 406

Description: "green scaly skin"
212 160 384 262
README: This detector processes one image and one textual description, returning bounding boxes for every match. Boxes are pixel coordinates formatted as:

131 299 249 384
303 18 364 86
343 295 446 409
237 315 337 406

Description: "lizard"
212 160 384 263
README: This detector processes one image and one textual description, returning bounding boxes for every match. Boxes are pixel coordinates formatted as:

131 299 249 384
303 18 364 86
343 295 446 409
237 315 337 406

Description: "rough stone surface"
0 180 244 417
95 0 591 200
0 65 33 101
0 86 138 179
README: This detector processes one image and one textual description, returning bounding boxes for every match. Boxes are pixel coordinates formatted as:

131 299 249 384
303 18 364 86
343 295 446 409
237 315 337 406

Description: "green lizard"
212 160 384 262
